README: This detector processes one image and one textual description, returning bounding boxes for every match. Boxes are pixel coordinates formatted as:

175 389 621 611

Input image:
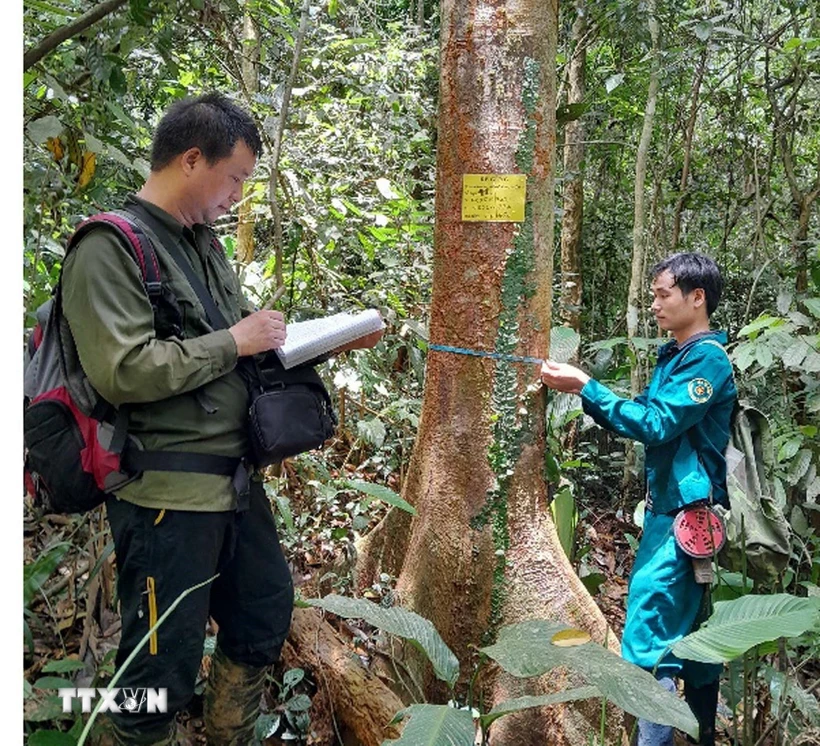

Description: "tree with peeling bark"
356 1 618 743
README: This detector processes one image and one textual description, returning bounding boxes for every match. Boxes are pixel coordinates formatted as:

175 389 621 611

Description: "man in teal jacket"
540 253 736 746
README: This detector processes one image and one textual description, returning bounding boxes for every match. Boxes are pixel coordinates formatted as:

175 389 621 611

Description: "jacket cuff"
206 329 239 377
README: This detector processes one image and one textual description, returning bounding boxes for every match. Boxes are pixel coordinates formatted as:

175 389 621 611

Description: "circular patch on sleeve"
688 378 713 403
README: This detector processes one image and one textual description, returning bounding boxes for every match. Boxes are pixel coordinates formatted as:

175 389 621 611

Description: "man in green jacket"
61 93 376 745
540 253 736 746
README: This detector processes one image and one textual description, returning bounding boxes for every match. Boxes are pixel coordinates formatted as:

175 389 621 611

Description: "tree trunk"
281 609 404 746
237 2 259 265
559 0 587 342
671 49 707 250
359 2 618 744
623 0 660 495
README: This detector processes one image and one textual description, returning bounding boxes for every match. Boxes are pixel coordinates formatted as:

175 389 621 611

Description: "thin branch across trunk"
24 0 128 71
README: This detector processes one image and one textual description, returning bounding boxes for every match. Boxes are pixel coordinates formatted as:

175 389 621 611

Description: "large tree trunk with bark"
357 2 618 744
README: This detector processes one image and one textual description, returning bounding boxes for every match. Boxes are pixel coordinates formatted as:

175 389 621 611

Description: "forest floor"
25 451 782 745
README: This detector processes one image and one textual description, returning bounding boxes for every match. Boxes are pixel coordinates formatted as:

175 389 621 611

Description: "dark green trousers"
104 479 293 741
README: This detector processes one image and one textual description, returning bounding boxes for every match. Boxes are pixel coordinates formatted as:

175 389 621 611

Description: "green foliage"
385 705 475 746
481 620 698 737
672 593 820 664
307 594 460 687
314 595 699 742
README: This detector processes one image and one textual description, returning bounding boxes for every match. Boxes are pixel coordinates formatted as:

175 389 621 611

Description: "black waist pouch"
244 354 337 468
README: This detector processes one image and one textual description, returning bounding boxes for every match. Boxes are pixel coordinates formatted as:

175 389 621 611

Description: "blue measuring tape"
428 343 544 366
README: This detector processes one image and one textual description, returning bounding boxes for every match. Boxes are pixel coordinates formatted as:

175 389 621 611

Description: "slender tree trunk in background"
559 0 587 345
417 0 425 30
359 2 618 744
671 49 707 250
623 0 660 495
237 3 259 265
269 0 311 290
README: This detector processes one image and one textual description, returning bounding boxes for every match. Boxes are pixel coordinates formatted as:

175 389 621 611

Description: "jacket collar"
658 330 728 362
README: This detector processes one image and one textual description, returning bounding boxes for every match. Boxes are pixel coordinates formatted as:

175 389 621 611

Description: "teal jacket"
580 331 736 514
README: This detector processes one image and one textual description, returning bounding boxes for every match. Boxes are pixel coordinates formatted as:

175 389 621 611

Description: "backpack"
24 211 241 514
688 339 793 587
715 402 792 587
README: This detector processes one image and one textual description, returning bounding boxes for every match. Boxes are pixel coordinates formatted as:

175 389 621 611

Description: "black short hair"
650 252 723 317
150 92 262 171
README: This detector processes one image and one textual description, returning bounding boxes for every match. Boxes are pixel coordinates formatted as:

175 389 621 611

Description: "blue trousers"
622 510 721 688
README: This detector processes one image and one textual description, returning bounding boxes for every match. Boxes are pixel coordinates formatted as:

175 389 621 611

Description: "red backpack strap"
67 212 162 300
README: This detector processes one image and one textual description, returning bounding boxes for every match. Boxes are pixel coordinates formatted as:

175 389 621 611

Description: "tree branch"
24 0 128 72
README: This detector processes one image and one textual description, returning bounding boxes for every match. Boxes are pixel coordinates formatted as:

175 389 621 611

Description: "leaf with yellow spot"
551 628 591 647
45 137 64 161
77 151 96 188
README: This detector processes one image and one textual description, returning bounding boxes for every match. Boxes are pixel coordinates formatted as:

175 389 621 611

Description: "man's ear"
180 147 204 176
692 287 706 308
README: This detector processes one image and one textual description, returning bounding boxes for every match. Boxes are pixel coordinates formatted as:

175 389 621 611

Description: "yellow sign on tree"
461 174 527 222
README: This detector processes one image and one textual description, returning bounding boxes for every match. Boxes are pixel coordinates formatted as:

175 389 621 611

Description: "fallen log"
282 608 405 746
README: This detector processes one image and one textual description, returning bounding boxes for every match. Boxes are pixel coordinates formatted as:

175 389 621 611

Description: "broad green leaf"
481 620 698 737
357 417 386 448
550 487 577 560
781 340 808 369
26 115 63 143
254 712 281 740
482 686 600 726
27 731 76 746
376 177 399 200
605 73 624 93
24 544 70 608
286 693 312 712
802 298 820 319
787 450 812 486
803 352 820 373
345 480 417 515
41 659 85 674
783 37 803 52
768 669 820 726
732 342 756 372
672 594 820 664
384 705 474 746
550 326 581 364
33 676 75 690
778 438 802 463
738 315 778 339
308 595 459 686
755 344 773 369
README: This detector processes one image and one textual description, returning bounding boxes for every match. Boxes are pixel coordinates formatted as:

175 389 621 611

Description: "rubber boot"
684 678 719 746
204 647 268 746
637 677 676 746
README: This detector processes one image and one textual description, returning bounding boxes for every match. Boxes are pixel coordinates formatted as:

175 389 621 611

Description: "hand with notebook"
229 309 288 357
274 308 385 369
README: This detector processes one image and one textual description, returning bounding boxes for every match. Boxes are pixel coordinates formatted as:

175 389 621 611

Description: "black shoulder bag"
126 206 337 468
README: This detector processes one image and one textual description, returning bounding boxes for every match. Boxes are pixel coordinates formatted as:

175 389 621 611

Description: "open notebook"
274 309 384 369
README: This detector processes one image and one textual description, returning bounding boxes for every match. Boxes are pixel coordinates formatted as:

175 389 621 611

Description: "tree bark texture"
559 0 587 338
623 0 660 493
24 0 128 71
282 609 404 746
358 2 618 744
